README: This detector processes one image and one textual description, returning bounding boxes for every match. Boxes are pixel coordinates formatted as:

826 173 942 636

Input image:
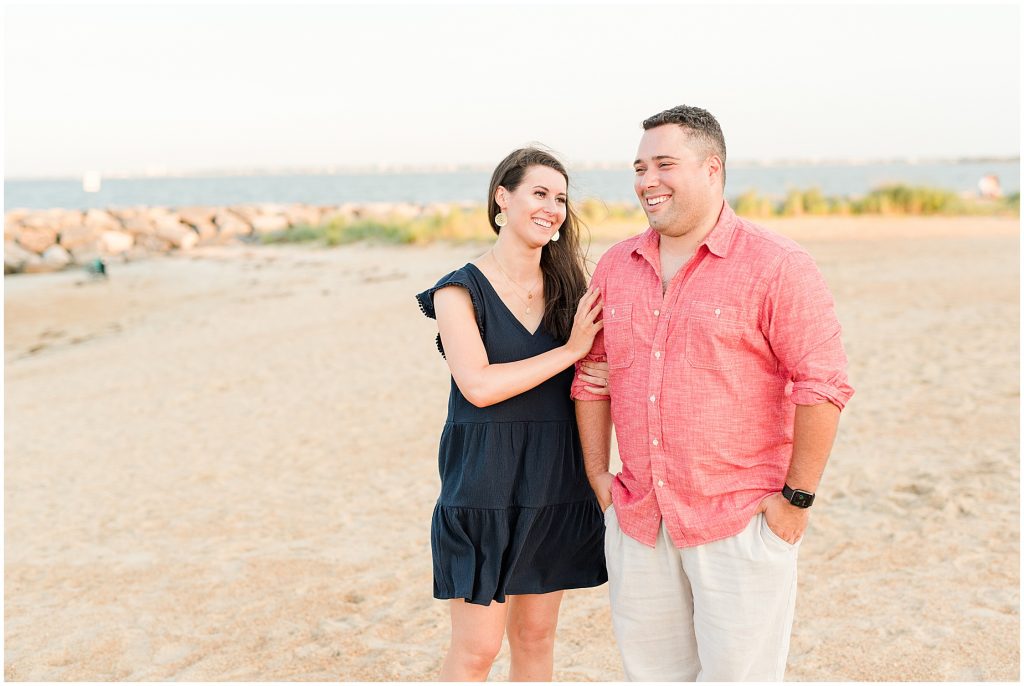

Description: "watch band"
782 484 815 508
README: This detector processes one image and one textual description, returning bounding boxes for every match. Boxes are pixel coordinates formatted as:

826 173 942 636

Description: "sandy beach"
4 215 1019 681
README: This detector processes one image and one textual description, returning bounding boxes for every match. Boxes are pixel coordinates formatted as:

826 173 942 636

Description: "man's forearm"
786 402 841 492
575 400 612 481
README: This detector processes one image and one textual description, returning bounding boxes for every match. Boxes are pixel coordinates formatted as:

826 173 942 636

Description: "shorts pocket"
685 301 744 370
759 513 799 550
603 505 617 558
604 304 634 369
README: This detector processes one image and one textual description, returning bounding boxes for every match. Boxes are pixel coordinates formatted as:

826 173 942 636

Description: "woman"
416 147 609 681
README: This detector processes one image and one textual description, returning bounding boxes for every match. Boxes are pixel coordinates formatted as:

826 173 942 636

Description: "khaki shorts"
605 506 799 681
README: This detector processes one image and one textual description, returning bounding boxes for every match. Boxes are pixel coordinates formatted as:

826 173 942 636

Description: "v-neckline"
466 262 544 337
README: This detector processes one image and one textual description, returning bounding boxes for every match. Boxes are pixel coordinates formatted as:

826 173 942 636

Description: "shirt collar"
631 200 739 263
703 201 738 258
632 225 661 262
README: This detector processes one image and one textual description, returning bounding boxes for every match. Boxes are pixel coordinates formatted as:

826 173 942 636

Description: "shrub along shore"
4 185 1018 274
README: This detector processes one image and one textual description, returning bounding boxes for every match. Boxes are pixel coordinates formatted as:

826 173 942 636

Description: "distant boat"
82 171 102 193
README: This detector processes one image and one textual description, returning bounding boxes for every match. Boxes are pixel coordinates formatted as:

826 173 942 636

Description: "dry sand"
4 216 1019 680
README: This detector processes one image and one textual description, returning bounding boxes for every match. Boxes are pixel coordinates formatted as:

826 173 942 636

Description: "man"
572 105 854 681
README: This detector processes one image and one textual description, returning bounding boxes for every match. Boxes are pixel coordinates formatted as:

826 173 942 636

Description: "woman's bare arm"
434 285 601 408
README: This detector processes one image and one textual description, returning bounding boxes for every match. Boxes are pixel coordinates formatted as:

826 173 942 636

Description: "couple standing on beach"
416 105 854 682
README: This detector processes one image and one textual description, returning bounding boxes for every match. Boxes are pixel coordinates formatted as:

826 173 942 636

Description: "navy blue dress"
416 263 607 606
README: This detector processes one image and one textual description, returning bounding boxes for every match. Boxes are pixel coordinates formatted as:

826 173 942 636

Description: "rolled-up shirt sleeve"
571 258 610 402
762 250 854 410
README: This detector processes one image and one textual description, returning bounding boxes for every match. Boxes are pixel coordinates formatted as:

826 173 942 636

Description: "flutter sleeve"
415 268 485 359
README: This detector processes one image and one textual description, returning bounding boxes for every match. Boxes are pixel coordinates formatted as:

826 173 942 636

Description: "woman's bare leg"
506 592 564 681
440 598 509 681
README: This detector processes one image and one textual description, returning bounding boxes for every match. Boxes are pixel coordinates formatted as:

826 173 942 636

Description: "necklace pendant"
527 293 533 300
526 306 532 314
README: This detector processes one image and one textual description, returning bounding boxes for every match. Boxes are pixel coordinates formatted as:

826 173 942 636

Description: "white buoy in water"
82 170 102 193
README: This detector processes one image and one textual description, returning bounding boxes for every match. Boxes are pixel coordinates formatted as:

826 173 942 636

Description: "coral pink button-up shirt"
571 202 854 548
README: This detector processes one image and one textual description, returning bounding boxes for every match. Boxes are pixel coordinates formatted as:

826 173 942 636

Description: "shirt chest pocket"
685 301 746 370
604 303 635 369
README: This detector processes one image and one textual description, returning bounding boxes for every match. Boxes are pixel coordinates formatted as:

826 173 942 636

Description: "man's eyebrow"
633 155 680 167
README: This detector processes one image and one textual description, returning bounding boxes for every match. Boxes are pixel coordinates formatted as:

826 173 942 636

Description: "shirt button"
654 351 661 359
652 438 659 446
658 480 664 487
610 308 615 316
649 395 656 402
654 309 660 316
714 308 721 316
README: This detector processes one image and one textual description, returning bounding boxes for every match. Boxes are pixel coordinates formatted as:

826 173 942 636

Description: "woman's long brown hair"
487 147 588 342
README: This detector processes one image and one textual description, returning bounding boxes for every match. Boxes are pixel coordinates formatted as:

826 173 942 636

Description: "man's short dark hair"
642 105 727 185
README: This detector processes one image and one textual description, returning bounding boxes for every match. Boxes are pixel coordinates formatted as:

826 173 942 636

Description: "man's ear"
706 155 723 186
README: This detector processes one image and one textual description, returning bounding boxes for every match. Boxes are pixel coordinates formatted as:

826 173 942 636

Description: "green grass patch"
262 206 499 246
259 185 1018 247
729 185 1018 218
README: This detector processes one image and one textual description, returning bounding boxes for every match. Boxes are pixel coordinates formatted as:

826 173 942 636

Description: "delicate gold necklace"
490 250 542 315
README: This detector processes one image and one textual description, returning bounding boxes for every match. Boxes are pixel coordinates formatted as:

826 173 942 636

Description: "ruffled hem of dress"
431 499 608 606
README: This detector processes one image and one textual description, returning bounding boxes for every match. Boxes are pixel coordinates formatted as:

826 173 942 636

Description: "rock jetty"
3 202 432 275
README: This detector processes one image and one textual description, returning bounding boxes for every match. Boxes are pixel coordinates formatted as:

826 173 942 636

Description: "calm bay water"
4 161 1019 211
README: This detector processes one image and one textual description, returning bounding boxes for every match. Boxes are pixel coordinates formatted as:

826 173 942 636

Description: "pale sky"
4 3 1021 178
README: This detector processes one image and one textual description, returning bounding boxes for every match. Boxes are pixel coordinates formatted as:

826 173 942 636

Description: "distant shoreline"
6 156 1020 182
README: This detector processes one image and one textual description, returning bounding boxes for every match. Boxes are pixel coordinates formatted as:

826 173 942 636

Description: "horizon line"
6 155 1020 182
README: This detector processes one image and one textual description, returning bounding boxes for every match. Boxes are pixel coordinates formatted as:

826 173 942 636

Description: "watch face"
791 491 813 508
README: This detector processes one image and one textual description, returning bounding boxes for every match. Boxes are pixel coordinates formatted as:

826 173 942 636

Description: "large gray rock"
42 244 72 269
256 203 289 216
13 209 82 233
57 209 85 229
177 207 218 241
121 215 156 236
5 216 24 241
100 230 134 254
176 206 215 224
191 220 219 241
5 240 38 274
229 205 258 223
284 204 322 227
4 209 30 225
111 206 154 226
58 224 100 250
108 207 136 222
83 209 121 232
214 210 252 237
155 217 198 250
17 225 58 253
17 214 44 231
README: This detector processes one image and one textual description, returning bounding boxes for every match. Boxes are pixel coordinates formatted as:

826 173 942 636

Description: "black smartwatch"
782 484 815 508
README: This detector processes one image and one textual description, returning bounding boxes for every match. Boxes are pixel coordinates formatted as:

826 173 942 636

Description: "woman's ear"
494 186 508 210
